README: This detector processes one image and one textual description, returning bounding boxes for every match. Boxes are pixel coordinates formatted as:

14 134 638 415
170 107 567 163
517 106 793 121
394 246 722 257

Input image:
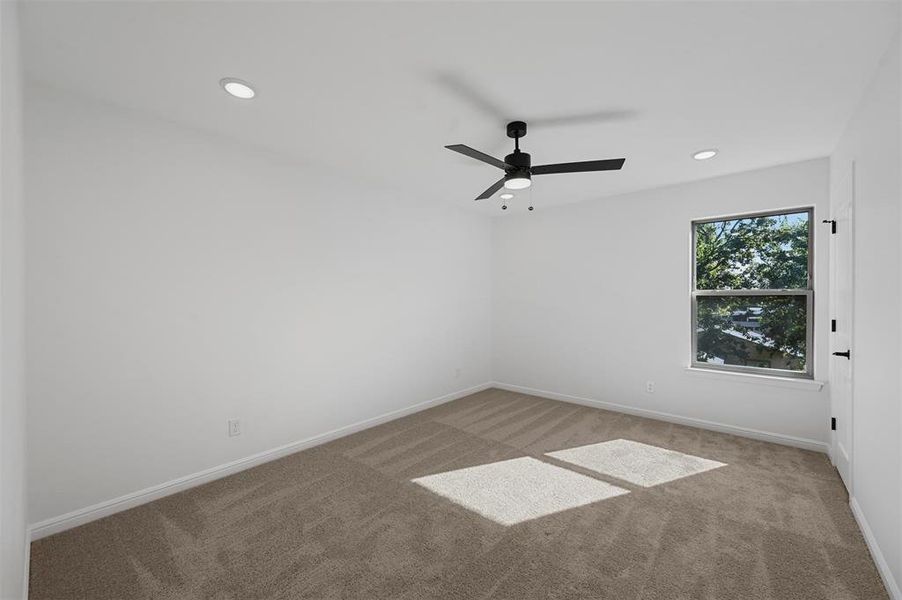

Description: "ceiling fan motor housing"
504 151 531 188
504 151 531 171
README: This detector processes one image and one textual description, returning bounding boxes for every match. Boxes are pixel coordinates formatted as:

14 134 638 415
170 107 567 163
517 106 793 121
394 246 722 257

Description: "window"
691 208 813 379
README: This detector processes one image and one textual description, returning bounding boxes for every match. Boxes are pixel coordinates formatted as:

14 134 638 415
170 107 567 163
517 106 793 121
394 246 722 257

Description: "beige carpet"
29 389 888 599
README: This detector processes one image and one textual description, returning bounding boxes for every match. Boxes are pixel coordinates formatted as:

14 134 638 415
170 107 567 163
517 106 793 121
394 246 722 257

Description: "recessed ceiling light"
500 193 514 200
220 78 255 100
692 149 718 161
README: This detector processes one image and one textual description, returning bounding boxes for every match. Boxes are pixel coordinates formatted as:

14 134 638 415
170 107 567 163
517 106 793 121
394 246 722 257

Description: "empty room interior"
2 1 902 599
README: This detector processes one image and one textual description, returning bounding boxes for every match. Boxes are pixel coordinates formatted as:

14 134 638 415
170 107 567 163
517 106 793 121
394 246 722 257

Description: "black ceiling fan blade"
531 158 626 175
445 144 509 170
475 177 506 201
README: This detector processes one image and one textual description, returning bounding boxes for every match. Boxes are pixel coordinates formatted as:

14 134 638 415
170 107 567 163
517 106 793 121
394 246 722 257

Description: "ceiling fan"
445 121 625 208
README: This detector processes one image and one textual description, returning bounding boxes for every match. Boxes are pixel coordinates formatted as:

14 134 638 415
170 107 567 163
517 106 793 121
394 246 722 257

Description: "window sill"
684 367 825 391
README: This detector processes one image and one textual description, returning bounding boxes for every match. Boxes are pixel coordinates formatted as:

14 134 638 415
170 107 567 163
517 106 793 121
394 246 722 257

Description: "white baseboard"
22 528 31 600
492 382 829 454
29 382 492 541
850 497 901 600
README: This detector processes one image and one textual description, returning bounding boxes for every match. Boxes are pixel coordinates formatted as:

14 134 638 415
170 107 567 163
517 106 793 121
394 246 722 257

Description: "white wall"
24 85 492 526
0 1 29 598
493 159 830 447
831 34 901 596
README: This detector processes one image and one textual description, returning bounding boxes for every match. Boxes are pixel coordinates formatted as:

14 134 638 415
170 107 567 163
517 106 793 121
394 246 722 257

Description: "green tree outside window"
693 210 811 376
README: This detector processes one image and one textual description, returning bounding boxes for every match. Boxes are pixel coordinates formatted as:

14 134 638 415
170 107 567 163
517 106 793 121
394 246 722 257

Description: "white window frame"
690 207 814 380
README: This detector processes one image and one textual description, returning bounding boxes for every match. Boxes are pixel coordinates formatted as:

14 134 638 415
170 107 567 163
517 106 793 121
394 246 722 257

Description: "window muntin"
691 209 813 378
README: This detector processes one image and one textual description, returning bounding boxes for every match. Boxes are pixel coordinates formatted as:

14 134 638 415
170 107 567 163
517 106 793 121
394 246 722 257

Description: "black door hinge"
822 219 837 234
831 319 837 332
833 350 851 359
831 417 836 431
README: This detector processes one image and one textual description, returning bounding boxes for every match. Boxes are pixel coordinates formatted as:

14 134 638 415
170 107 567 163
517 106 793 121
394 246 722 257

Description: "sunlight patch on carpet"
411 457 629 526
546 439 726 487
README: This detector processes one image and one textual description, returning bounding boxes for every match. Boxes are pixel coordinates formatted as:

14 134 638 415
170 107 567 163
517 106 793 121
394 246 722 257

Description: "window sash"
690 207 814 380
691 207 814 292
690 290 813 379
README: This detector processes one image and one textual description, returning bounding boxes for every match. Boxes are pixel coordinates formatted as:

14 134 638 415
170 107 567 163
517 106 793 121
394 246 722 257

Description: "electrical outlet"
228 419 241 437
645 381 655 393
454 368 462 379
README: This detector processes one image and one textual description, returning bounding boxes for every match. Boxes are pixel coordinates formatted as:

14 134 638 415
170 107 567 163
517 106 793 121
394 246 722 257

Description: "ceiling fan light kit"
504 174 531 190
445 120 625 210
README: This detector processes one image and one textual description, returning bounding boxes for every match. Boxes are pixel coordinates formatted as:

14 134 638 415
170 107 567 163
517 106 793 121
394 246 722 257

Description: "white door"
829 161 854 491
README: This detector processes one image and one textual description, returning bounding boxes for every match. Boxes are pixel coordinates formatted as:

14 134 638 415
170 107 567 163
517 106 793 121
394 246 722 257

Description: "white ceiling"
20 1 899 213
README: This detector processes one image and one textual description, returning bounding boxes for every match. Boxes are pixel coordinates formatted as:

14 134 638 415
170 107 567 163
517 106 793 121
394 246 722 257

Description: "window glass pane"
696 295 807 372
695 211 809 290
